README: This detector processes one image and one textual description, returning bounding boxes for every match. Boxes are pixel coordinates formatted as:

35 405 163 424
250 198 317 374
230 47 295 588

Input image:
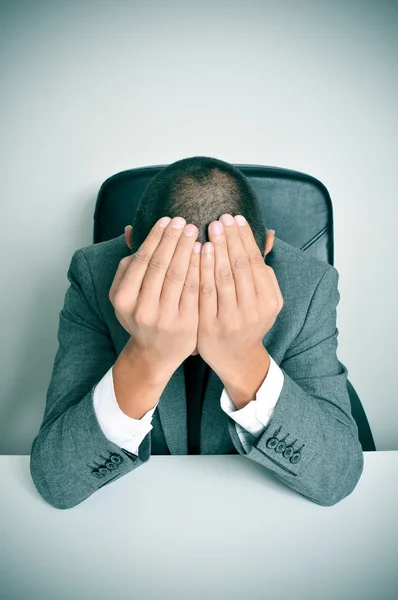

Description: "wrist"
122 340 176 386
218 344 270 409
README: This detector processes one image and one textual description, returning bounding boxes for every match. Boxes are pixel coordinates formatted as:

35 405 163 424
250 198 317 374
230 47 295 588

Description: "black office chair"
93 163 376 452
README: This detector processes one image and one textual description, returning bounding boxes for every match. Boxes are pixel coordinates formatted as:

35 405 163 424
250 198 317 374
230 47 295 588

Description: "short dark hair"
129 156 268 255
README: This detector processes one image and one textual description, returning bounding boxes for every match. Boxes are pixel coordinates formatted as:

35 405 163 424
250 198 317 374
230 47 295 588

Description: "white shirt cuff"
93 354 284 456
92 366 157 456
220 354 284 437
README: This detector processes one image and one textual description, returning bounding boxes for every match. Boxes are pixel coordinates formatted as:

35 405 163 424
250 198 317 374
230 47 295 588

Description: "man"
30 156 364 509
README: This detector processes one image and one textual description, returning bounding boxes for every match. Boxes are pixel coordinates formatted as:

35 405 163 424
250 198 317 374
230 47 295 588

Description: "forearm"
219 344 271 410
227 367 364 506
113 340 174 419
30 387 150 510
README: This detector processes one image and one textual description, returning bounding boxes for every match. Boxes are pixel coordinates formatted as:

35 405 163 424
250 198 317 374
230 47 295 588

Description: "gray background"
0 0 397 452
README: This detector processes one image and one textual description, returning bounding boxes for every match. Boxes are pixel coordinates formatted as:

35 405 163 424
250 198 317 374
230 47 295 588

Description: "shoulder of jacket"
270 235 335 280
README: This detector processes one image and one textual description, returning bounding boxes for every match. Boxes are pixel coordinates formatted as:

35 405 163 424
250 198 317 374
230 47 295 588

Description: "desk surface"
1 452 397 600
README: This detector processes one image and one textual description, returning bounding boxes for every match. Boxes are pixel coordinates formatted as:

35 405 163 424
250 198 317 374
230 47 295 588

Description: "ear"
125 225 133 249
264 230 275 257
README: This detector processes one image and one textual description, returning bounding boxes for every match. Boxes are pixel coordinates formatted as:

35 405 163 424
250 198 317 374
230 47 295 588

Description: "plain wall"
0 0 397 452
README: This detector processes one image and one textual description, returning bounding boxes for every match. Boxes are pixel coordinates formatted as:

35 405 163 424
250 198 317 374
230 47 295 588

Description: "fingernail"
171 216 186 229
204 243 213 254
211 221 223 234
159 217 171 228
235 215 246 226
183 224 196 236
220 214 234 226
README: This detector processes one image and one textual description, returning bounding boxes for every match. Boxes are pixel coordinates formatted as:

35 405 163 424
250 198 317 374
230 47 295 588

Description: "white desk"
1 452 397 600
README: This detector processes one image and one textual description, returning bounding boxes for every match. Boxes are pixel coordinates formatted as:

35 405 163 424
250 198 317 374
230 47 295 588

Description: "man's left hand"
197 213 284 379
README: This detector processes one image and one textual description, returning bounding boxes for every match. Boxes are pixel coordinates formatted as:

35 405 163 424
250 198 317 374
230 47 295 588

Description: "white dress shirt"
93 354 284 455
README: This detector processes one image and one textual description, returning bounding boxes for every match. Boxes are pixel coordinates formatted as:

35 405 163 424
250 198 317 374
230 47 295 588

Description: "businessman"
30 156 364 509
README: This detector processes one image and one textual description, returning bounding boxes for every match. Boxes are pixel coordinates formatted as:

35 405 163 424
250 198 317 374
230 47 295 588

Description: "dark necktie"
183 354 210 454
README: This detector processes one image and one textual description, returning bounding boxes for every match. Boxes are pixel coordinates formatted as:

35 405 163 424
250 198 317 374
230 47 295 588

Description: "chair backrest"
93 163 376 452
93 164 334 266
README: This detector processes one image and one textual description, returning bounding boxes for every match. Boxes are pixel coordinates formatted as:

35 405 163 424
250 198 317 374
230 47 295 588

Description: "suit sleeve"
227 265 364 506
29 248 152 510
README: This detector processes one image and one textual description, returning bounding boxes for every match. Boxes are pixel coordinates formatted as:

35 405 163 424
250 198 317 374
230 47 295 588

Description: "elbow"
30 462 85 510
317 443 365 507
30 458 71 510
29 439 86 511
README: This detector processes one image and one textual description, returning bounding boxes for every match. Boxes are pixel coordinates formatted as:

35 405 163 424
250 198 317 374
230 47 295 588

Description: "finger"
233 214 269 301
139 216 187 309
216 214 256 312
109 255 134 304
118 216 172 304
199 241 217 326
179 240 202 314
161 222 199 312
208 219 238 316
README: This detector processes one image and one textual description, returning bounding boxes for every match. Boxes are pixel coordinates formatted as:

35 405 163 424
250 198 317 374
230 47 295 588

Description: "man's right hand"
109 216 202 376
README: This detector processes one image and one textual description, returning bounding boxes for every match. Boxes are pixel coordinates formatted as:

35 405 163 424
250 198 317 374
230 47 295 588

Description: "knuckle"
134 305 150 326
250 252 265 266
200 282 214 296
215 267 233 284
213 236 226 248
165 265 185 283
148 254 167 272
239 227 250 239
112 291 128 313
163 227 180 242
133 249 150 266
233 254 250 270
202 259 214 270
183 277 199 293
226 229 240 241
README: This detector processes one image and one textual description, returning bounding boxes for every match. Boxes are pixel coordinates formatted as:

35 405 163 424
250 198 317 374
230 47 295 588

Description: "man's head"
124 156 274 356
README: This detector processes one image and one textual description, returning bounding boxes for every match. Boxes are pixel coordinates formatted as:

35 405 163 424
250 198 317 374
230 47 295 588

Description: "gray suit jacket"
30 234 364 509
